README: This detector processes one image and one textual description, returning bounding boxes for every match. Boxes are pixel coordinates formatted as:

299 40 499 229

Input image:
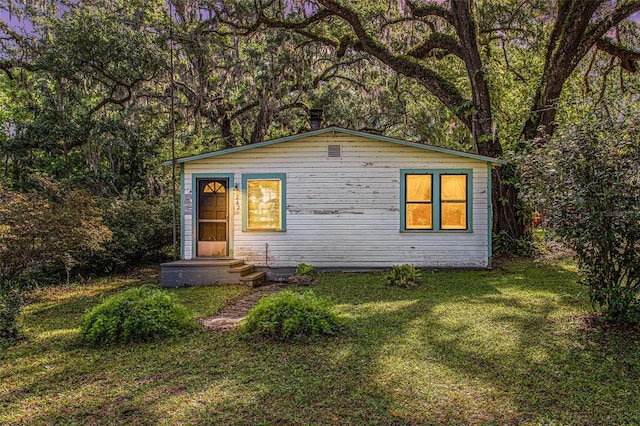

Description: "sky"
1 9 33 34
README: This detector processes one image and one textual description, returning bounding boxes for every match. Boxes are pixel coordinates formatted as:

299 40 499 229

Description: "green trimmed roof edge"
162 126 507 166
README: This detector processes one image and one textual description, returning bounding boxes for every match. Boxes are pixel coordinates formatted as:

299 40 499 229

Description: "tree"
0 174 113 343
234 0 640 238
1 4 169 195
165 1 419 149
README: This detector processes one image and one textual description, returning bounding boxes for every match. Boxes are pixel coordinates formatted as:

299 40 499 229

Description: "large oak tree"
236 0 640 237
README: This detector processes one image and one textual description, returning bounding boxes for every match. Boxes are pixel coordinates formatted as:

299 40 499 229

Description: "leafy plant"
288 263 317 286
387 264 422 288
241 290 342 341
520 110 640 323
492 230 542 257
295 263 316 276
79 286 196 345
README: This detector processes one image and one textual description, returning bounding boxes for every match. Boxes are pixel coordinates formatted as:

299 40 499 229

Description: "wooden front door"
197 179 228 257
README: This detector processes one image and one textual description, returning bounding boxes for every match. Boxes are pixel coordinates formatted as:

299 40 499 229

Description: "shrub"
0 281 23 345
79 286 196 345
241 290 342 341
0 178 111 282
520 110 640 323
83 197 173 273
387 264 422 288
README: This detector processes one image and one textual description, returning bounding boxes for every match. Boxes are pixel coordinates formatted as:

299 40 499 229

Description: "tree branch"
259 8 334 31
230 100 260 120
579 0 640 60
407 2 454 25
314 0 472 128
86 83 134 117
596 0 640 35
595 37 640 72
407 33 463 60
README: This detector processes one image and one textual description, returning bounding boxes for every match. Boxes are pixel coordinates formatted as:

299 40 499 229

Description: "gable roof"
163 126 507 166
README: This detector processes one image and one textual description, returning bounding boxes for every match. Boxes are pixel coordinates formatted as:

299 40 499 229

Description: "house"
161 126 505 287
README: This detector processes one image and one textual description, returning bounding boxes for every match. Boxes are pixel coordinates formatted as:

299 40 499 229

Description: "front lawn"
2 259 639 425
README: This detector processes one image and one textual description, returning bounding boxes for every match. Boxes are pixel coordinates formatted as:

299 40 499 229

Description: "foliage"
79 285 196 345
1 0 639 270
83 197 174 273
241 290 342 341
1 6 168 196
289 263 317 285
0 279 23 346
492 230 541 257
520 110 640 323
295 263 316 276
0 177 111 282
386 264 422 288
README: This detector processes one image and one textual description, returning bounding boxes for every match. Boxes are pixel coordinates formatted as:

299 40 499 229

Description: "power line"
169 1 178 261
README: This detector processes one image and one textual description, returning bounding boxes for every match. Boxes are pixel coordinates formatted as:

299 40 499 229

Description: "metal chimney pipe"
310 108 323 130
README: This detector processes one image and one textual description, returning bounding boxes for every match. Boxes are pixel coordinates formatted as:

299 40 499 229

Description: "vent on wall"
327 144 341 158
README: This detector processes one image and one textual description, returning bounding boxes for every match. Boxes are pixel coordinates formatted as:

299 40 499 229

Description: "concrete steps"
161 258 267 288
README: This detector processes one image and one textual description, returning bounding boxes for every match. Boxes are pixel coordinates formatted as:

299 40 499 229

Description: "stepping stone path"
200 282 288 330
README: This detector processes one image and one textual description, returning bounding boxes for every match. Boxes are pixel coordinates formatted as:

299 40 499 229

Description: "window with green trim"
401 170 471 232
243 174 286 231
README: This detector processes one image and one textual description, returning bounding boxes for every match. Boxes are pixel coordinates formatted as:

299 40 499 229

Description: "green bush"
0 180 111 283
387 264 422 288
79 286 196 345
520 109 640 323
0 282 23 346
492 230 542 257
83 197 174 273
241 290 342 341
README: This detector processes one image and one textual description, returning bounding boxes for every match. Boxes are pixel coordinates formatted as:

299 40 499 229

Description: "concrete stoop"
161 258 267 288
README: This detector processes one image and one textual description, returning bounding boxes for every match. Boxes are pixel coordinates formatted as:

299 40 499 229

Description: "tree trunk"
448 1 527 240
492 165 528 237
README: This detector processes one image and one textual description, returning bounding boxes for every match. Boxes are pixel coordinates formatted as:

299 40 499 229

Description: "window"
440 174 468 229
401 170 471 232
405 174 433 230
242 174 286 231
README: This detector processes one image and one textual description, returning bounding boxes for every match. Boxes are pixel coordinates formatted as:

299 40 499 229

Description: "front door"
197 178 228 257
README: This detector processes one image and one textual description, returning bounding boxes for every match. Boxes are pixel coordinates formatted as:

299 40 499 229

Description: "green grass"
2 259 639 425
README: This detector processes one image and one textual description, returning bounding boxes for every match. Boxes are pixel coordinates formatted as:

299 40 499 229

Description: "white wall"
182 133 492 268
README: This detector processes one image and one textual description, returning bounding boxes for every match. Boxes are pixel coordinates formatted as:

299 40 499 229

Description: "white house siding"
182 133 492 268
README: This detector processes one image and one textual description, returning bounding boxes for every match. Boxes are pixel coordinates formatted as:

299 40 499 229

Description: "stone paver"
200 282 288 330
